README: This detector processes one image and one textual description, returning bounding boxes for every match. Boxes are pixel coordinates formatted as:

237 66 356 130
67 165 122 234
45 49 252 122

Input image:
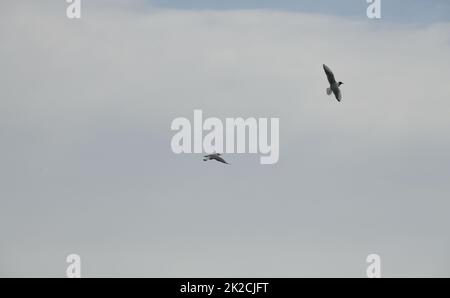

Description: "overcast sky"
1 0 450 277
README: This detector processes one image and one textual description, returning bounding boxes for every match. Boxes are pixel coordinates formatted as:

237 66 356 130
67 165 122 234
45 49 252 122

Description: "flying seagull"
203 153 230 165
323 64 343 102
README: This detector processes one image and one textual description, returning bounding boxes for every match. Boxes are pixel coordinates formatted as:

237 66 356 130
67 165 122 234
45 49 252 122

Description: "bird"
323 64 343 102
203 153 230 165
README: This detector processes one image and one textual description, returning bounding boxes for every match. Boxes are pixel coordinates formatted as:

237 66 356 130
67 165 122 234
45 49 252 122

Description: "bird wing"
213 156 229 164
333 87 342 102
323 64 336 85
204 152 220 158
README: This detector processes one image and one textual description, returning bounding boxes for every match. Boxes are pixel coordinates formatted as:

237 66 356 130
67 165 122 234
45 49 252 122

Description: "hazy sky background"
1 0 450 277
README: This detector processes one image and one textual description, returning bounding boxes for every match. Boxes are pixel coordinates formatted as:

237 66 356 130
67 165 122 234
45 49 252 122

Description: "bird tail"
326 87 332 95
203 158 207 161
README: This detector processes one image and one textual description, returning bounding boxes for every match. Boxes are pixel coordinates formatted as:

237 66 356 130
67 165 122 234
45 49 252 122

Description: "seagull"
203 153 230 165
323 64 343 102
